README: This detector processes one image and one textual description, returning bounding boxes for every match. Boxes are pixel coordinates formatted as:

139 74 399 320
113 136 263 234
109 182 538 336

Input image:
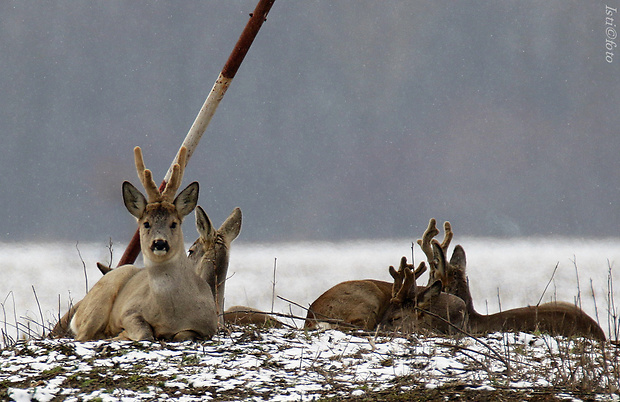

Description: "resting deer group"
51 145 605 342
304 229 467 334
417 219 606 341
51 147 242 341
304 218 605 341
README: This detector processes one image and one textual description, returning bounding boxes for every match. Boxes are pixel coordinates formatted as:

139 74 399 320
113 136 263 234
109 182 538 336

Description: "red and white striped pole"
118 0 276 266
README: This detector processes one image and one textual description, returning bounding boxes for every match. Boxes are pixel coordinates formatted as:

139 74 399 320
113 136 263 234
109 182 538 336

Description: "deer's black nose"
151 240 170 254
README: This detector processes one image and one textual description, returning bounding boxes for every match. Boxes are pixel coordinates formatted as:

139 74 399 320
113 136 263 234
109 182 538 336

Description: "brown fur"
223 306 284 328
304 261 466 334
446 244 606 341
188 206 242 324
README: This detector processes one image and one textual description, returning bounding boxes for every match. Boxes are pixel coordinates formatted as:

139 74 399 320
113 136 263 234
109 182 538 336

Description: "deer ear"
122 181 147 218
449 245 467 269
218 207 242 243
195 206 216 241
174 181 199 218
416 280 443 309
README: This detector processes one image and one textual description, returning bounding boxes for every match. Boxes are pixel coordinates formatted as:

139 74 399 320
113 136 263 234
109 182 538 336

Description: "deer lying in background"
420 219 606 341
221 306 284 328
51 147 218 341
304 239 466 334
187 207 283 328
188 204 243 321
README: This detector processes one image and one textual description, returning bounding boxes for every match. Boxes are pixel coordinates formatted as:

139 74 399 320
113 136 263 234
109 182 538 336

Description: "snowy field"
2 238 620 400
2 329 616 401
1 237 619 340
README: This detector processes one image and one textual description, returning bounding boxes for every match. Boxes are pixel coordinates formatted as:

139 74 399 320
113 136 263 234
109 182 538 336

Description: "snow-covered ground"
1 328 617 401
1 238 619 340
1 238 619 400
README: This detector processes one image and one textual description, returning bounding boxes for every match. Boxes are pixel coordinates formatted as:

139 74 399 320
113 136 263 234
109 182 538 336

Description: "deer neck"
144 252 194 294
450 269 481 319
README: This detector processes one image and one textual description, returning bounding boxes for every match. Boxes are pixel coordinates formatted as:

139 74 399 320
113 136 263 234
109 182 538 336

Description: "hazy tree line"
1 1 618 244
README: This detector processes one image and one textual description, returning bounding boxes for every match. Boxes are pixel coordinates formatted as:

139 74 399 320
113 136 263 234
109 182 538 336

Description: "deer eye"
143 221 150 229
170 222 177 229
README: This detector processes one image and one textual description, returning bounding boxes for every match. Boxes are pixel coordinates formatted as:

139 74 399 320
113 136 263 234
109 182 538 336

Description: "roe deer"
304 246 466 334
187 207 283 328
74 204 248 330
446 244 606 341
418 218 606 341
222 306 284 328
53 146 218 341
188 205 242 323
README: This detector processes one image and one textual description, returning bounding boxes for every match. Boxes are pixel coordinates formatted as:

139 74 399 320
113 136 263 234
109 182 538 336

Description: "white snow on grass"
1 328 616 401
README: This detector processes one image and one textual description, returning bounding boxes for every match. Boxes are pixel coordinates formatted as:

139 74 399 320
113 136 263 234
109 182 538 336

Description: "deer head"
382 252 465 334
189 205 242 321
122 146 198 265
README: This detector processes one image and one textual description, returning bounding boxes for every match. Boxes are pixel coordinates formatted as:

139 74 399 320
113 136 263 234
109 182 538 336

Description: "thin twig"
571 255 582 310
537 262 559 307
271 257 277 313
413 306 511 370
590 278 601 327
608 262 618 342
497 287 502 313
76 241 88 294
11 291 18 341
277 295 360 329
32 286 45 338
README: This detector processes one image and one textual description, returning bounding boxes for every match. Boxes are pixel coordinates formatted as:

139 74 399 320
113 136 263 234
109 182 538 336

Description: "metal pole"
118 0 276 266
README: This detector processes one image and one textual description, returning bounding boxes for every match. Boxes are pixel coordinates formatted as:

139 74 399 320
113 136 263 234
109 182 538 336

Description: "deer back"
223 305 284 328
304 279 393 330
470 302 606 340
446 243 605 341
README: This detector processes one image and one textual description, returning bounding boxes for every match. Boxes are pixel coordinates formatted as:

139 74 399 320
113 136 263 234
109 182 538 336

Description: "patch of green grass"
40 366 65 377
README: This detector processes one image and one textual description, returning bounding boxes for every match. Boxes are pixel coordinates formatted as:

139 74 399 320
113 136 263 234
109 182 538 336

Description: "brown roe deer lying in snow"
51 147 218 341
187 207 283 328
304 240 467 334
446 244 606 341
419 218 606 341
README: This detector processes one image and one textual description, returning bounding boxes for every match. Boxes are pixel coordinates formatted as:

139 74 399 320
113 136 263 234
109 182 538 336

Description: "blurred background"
1 1 618 245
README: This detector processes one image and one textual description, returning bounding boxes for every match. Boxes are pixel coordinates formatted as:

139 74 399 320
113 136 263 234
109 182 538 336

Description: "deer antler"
416 218 453 258
440 221 453 251
161 147 188 202
134 147 162 203
416 218 454 287
133 146 188 203
389 256 425 305
416 218 439 264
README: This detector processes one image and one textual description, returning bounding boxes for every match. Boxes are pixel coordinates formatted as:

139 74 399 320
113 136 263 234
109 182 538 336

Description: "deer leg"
172 330 200 342
118 314 155 341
